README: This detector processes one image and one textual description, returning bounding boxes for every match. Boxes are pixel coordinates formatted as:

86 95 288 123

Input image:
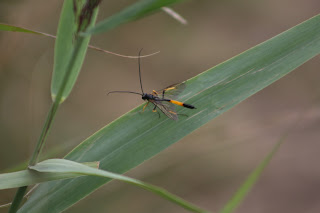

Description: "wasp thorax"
142 93 155 100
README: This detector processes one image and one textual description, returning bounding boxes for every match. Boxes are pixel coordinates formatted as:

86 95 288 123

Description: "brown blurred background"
1 0 320 212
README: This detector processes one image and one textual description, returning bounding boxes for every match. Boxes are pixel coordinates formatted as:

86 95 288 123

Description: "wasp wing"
150 100 178 121
156 83 186 99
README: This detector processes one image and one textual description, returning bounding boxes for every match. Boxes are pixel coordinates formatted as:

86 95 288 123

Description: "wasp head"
142 93 155 100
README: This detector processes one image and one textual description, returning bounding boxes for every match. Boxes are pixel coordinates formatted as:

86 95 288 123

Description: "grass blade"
0 23 45 35
0 161 99 190
51 0 98 102
84 0 185 35
220 138 285 213
9 1 100 212
0 159 206 212
19 14 320 213
28 159 207 213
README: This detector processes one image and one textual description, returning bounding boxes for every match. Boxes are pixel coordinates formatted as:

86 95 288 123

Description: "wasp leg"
152 90 159 96
162 90 165 99
152 104 161 118
162 88 170 98
142 102 149 112
162 86 176 98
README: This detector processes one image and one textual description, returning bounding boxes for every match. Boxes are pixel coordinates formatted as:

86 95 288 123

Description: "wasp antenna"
107 91 142 96
138 48 144 94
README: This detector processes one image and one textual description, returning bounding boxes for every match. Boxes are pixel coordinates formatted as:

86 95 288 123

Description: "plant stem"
8 36 86 213
8 186 27 213
29 103 57 165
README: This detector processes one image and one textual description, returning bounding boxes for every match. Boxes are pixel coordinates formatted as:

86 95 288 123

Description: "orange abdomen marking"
170 100 184 106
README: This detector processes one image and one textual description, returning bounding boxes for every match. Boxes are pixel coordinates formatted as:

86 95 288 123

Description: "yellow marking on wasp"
165 87 176 91
170 100 184 106
143 102 149 111
152 109 157 112
152 90 158 95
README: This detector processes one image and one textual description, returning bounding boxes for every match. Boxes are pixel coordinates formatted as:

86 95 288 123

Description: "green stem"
29 103 57 165
29 36 85 166
8 186 27 213
9 36 86 213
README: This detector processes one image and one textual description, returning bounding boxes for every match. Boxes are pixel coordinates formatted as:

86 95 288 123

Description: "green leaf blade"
0 23 43 35
220 138 284 213
0 161 99 190
28 159 207 213
84 0 184 35
51 0 98 102
19 14 320 213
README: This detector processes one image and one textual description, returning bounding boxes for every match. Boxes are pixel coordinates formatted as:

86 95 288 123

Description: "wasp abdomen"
183 103 196 109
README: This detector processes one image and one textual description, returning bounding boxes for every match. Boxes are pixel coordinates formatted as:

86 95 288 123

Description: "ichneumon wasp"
108 49 196 120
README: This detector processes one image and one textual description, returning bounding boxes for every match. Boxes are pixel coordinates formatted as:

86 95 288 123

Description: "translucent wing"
157 83 186 99
150 100 178 121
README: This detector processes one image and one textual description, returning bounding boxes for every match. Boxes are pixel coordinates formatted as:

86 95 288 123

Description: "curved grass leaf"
220 138 285 213
0 159 206 213
0 162 99 190
29 159 207 213
19 14 320 213
84 0 185 35
51 0 98 102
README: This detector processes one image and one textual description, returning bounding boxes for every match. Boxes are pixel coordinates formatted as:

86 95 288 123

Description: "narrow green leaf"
0 23 43 35
19 14 320 213
0 159 205 212
220 138 285 213
28 159 207 213
0 162 98 190
51 0 98 102
0 170 81 190
84 0 184 35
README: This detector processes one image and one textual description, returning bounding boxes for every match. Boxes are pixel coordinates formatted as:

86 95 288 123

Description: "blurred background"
1 0 320 212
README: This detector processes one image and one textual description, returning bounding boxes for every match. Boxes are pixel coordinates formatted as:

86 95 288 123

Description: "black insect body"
108 50 196 120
